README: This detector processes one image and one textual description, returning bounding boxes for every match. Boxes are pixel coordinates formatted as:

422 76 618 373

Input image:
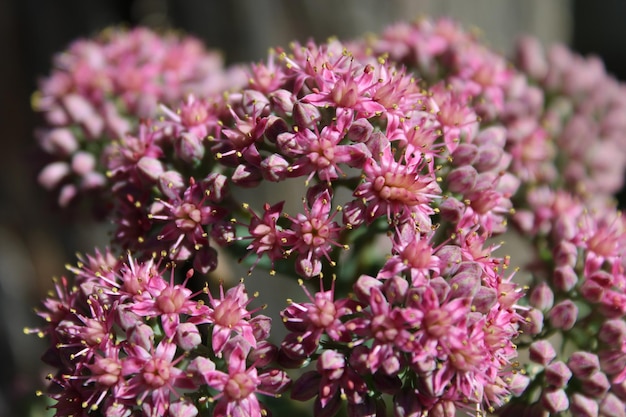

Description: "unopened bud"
542 388 569 413
568 351 600 379
529 340 556 366
552 265 578 292
544 360 572 388
529 281 554 311
548 299 578 330
570 393 599 417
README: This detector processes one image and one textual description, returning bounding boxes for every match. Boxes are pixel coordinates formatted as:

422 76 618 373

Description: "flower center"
175 202 202 231
331 78 359 108
424 308 451 339
213 299 243 328
373 171 428 206
401 239 433 269
310 297 337 328
142 358 171 388
225 372 257 400
181 104 209 127
156 286 186 314
301 218 331 247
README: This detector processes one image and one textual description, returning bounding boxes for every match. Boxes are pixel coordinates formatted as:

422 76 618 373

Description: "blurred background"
1 1 624 415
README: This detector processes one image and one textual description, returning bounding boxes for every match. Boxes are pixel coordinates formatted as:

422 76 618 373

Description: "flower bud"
168 400 198 417
554 241 578 267
231 163 262 187
264 115 289 142
248 340 278 367
428 277 451 304
475 125 507 148
598 349 626 375
568 351 600 379
552 265 578 292
446 166 477 194
347 118 374 143
115 305 142 330
448 268 481 300
127 323 154 352
451 143 478 166
158 170 185 200
241 89 270 115
58 183 77 207
268 89 296 116
542 388 569 413
186 356 216 386
599 319 626 344
203 173 228 202
260 153 289 182
435 245 462 276
579 279 604 303
383 276 409 304
71 151 96 176
508 372 530 397
515 36 548 80
520 308 544 335
40 128 78 156
250 315 273 341
293 101 321 130
548 299 578 330
529 281 554 311
475 144 504 172
176 132 205 163
342 199 366 228
175 322 201 351
393 387 423 417
353 275 383 303
529 340 556 366
259 368 291 394
438 196 464 223
81 171 105 190
290 371 321 401
137 156 165 182
599 393 626 417
570 393 599 417
38 161 70 190
581 371 610 398
544 360 572 388
472 286 497 314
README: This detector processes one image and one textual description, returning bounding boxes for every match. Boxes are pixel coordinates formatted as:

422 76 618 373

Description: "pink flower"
192 283 259 356
281 277 358 360
284 186 345 278
129 268 207 338
199 343 289 417
120 340 191 415
354 142 440 227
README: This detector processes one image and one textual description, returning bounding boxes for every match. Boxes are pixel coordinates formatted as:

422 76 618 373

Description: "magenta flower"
281 277 359 360
119 340 191 415
354 142 440 227
192 282 260 356
284 186 345 277
129 269 207 338
199 343 289 417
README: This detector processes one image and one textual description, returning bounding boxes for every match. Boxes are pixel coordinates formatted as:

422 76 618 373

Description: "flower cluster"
29 19 626 417
33 27 246 208
29 251 288 417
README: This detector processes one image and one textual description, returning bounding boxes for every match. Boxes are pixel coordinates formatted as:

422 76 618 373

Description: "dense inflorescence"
29 19 626 417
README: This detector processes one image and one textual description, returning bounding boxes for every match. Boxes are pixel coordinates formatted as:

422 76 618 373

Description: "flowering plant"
27 18 626 417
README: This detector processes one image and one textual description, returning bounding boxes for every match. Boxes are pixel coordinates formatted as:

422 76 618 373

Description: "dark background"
0 1 624 415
